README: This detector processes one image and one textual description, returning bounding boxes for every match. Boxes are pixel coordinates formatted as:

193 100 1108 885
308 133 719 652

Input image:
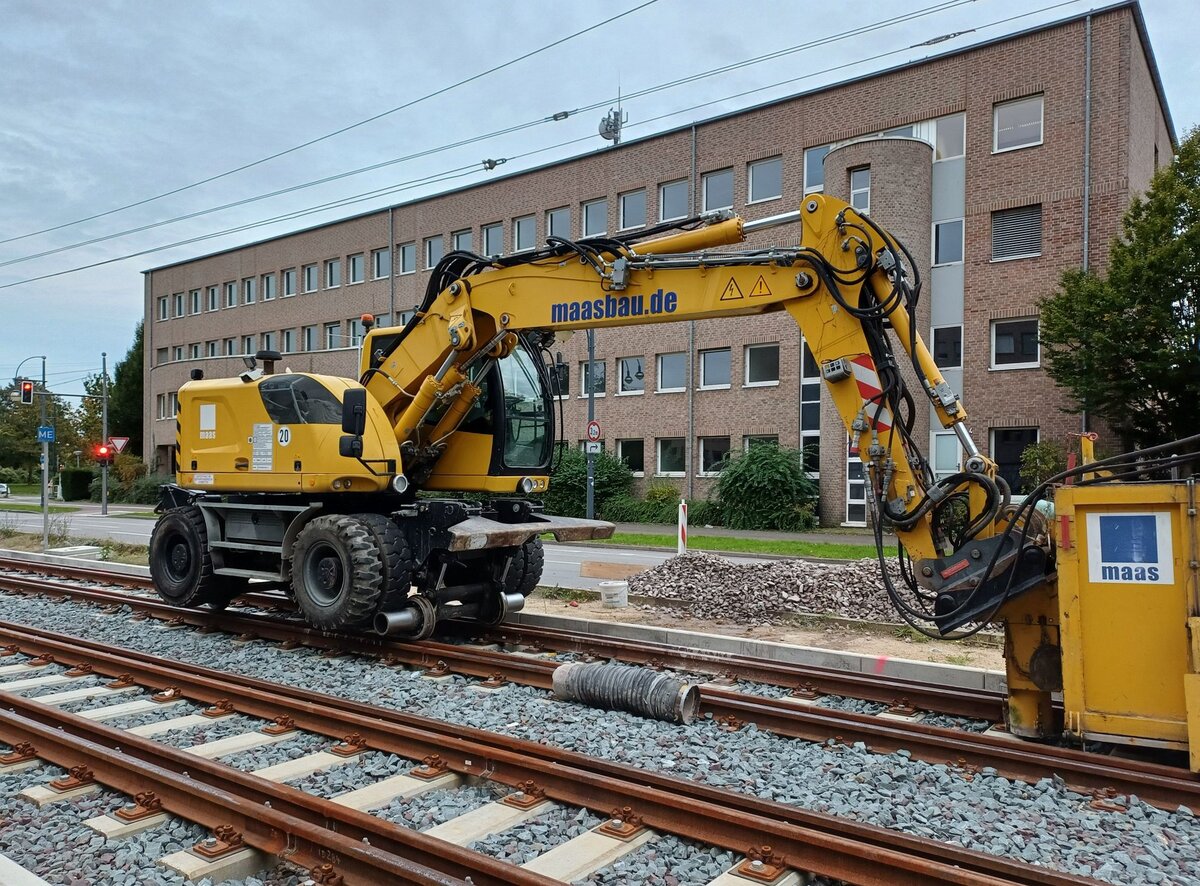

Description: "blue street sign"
36 425 54 443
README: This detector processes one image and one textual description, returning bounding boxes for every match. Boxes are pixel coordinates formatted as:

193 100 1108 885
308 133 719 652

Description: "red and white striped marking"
850 355 893 432
678 500 688 555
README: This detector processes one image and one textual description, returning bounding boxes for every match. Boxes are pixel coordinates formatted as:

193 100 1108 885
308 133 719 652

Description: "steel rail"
0 698 540 886
1 571 1197 813
0 620 1095 886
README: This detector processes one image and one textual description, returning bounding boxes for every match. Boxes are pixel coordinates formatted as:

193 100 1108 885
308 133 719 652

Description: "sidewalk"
609 522 887 547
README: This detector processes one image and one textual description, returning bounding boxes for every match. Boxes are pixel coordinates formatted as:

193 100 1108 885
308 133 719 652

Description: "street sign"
36 426 54 443
109 436 130 453
585 441 602 454
586 420 601 442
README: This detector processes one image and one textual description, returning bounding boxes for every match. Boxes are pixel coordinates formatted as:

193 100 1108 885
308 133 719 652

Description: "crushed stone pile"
628 552 905 624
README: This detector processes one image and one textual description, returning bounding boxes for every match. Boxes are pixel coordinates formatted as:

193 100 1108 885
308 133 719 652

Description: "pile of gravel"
629 552 901 623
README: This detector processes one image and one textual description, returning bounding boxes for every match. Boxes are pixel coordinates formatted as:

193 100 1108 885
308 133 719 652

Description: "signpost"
36 426 55 443
109 436 130 453
586 420 601 442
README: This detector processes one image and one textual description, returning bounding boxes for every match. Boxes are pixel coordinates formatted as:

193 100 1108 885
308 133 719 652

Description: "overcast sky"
1 0 1195 396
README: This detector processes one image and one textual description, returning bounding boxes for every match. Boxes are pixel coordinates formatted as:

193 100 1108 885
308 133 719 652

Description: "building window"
348 253 365 284
744 343 780 386
482 223 503 255
262 273 276 301
546 208 570 240
804 145 831 193
186 343 198 359
992 427 1038 493
347 317 363 347
453 229 473 252
699 348 731 389
657 352 686 392
513 216 536 251
580 360 606 396
155 347 168 365
224 338 235 356
582 200 607 237
699 437 731 475
261 332 275 352
206 286 219 311
157 297 168 321
617 439 645 475
224 281 236 308
302 264 318 292
617 357 644 394
933 432 961 481
242 278 256 304
171 392 179 417
994 94 1043 152
302 326 316 352
991 318 1039 369
396 243 415 274
991 204 1042 261
173 292 184 316
549 362 569 399
702 168 733 212
282 329 295 353
372 248 390 279
189 290 201 314
282 269 296 297
206 341 217 357
745 435 779 450
659 179 688 221
748 156 782 203
425 237 444 268
325 259 341 288
933 219 964 265
618 190 645 230
325 322 341 350
242 335 255 355
172 346 183 362
657 438 686 476
849 167 870 214
800 341 820 478
932 326 963 369
936 113 966 160
846 451 867 525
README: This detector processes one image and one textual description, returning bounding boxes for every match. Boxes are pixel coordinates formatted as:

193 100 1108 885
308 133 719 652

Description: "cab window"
259 375 343 424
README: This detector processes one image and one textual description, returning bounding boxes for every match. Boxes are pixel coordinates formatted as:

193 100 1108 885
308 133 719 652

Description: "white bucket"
598 580 629 609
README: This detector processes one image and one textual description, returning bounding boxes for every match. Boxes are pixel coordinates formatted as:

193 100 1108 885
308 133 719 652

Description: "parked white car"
0 483 9 497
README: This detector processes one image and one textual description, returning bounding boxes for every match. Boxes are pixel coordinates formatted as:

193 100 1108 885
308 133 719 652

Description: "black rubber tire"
291 514 384 630
515 537 544 596
149 507 225 608
352 512 415 614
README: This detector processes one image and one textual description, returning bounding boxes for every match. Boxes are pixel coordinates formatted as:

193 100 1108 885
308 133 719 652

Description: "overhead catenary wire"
0 0 1088 291
0 0 662 247
0 0 983 270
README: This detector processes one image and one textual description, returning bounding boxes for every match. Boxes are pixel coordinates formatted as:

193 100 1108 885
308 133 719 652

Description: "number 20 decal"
277 427 291 447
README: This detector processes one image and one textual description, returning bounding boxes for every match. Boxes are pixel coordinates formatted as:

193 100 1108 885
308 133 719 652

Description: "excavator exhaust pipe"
374 608 420 636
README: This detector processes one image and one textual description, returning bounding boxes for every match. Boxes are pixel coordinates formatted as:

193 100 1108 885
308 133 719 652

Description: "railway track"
0 618 1097 885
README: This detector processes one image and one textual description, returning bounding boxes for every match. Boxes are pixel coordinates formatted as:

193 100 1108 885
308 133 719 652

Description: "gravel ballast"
469 804 601 864
1 590 1198 885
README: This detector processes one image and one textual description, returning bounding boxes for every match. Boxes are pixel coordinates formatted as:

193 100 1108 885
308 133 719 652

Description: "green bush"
714 443 818 531
0 467 22 485
59 468 95 501
89 474 173 505
541 447 633 518
1019 440 1068 491
644 480 681 504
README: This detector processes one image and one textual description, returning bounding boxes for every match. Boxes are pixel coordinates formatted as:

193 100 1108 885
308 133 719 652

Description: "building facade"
143 2 1173 526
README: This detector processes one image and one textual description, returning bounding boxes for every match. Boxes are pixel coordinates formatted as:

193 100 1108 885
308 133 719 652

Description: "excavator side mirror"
339 435 364 458
341 388 367 435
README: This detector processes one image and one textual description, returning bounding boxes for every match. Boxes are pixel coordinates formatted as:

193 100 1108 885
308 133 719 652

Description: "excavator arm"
359 194 1053 636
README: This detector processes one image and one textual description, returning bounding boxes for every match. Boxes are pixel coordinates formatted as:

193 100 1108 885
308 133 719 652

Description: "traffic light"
94 444 113 467
19 380 33 405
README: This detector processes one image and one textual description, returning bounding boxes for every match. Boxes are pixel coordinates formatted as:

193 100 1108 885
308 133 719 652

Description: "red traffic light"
19 381 33 404
94 444 113 466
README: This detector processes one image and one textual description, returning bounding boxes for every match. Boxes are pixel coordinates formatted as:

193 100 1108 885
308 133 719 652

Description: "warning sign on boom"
749 275 773 297
720 278 745 301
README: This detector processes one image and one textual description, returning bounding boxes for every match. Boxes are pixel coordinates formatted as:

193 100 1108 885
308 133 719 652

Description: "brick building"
143 1 1173 526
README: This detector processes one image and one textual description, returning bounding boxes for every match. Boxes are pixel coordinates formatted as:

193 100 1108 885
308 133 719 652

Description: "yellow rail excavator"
151 195 1200 767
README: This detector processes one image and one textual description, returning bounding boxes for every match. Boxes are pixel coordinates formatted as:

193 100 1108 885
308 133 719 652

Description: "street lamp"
12 355 48 550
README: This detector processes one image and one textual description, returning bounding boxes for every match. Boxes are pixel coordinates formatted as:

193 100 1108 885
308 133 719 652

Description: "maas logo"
1086 511 1174 585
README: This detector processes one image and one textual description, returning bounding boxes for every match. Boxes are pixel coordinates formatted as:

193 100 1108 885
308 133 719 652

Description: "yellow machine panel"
1055 482 1200 756
175 372 401 495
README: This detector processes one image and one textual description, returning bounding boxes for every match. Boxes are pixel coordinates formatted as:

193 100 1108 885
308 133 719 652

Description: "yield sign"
109 436 130 453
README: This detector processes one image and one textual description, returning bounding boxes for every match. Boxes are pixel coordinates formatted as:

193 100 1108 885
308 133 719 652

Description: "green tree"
1039 126 1200 451
109 321 144 456
1019 440 1067 489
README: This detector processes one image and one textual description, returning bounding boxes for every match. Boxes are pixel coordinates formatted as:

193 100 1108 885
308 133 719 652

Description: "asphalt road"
1 498 765 591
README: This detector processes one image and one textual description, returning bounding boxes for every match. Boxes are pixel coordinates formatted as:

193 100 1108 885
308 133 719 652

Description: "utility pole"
40 357 49 550
101 351 109 516
586 329 596 520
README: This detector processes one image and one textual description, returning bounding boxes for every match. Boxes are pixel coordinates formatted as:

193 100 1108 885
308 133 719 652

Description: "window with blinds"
991 204 1042 260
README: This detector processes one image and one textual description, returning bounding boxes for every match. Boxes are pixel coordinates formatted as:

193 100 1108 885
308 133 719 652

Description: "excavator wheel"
291 514 384 631
514 537 544 596
351 513 415 615
149 506 235 608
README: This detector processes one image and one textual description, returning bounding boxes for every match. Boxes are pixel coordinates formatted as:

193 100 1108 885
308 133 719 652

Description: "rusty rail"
0 619 1100 885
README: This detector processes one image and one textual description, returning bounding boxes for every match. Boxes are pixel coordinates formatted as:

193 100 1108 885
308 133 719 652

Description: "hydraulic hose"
551 662 700 725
